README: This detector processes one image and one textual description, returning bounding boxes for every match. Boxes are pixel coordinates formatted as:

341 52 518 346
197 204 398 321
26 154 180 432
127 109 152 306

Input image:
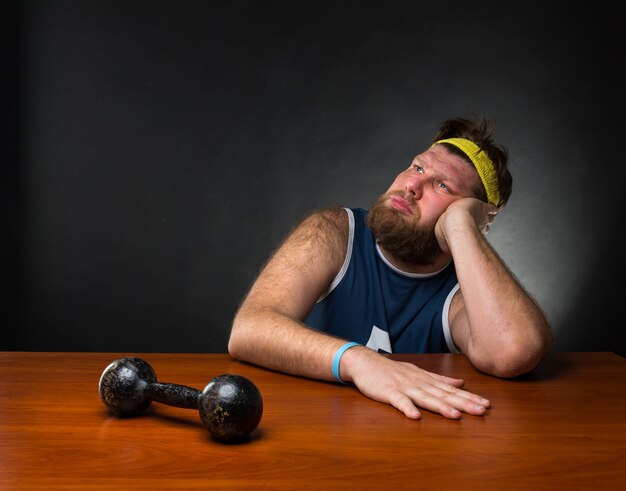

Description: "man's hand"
434 198 498 253
341 347 491 419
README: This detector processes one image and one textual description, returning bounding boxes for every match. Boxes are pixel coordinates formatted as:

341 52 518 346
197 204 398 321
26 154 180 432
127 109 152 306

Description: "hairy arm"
229 207 492 419
436 198 553 378
228 207 350 379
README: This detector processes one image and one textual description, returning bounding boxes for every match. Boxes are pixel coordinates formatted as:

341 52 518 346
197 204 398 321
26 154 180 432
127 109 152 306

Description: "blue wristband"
332 342 361 384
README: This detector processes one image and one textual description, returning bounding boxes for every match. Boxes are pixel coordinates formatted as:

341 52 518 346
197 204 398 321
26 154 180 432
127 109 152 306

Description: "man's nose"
405 175 424 199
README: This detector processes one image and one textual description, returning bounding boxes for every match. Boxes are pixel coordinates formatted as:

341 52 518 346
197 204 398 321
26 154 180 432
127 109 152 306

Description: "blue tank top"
305 208 460 354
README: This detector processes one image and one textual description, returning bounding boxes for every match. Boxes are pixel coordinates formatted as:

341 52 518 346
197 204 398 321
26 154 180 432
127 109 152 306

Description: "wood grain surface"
1 351 625 490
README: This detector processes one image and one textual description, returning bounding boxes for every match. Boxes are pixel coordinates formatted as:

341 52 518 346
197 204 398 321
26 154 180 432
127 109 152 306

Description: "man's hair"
432 115 512 207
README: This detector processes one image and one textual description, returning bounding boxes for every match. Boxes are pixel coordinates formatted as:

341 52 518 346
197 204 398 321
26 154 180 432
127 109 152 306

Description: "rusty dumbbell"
98 357 263 442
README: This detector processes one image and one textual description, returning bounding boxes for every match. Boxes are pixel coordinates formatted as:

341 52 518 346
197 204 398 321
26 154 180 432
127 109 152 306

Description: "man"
228 115 553 420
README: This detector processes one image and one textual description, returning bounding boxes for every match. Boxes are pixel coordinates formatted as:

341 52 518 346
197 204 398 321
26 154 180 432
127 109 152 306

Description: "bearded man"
228 115 552 420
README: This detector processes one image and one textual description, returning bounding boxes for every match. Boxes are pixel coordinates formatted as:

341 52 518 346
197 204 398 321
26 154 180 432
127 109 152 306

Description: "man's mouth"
388 195 414 216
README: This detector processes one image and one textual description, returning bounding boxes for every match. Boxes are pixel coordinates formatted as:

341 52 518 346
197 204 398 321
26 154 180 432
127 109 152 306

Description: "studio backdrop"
4 0 625 356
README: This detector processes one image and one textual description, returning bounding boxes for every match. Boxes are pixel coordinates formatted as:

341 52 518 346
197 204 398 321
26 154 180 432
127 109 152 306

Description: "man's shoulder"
304 206 349 229
294 206 351 250
308 206 369 224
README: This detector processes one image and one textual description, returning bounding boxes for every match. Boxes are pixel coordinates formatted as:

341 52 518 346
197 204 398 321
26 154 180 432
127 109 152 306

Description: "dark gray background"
3 1 625 356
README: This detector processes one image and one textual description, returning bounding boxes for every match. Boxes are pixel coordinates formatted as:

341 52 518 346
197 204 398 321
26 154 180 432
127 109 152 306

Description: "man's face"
367 144 482 264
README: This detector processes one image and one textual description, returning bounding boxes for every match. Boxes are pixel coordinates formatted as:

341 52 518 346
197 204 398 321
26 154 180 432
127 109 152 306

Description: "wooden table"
1 351 625 490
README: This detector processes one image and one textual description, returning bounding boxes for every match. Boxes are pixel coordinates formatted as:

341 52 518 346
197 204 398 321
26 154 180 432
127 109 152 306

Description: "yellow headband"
434 138 500 206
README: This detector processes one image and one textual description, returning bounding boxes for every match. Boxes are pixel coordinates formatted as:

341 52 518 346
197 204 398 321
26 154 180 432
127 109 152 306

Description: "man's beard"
366 193 442 265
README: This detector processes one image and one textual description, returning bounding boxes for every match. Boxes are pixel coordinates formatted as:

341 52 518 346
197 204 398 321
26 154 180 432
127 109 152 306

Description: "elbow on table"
227 315 248 360
227 336 241 360
475 330 553 379
485 351 542 379
228 305 289 362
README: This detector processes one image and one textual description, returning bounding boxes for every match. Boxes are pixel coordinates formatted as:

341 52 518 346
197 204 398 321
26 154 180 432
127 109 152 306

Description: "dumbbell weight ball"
198 374 264 442
98 357 263 442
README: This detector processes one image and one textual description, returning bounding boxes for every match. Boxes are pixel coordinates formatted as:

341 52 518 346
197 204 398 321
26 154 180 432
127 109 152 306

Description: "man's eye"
437 182 450 192
413 164 423 173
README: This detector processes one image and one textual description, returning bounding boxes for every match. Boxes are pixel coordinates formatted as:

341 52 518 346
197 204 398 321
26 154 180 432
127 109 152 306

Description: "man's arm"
228 207 350 379
437 198 553 378
229 207 492 419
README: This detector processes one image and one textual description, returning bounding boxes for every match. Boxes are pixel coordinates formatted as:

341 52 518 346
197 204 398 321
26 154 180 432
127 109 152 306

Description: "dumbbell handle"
145 382 201 410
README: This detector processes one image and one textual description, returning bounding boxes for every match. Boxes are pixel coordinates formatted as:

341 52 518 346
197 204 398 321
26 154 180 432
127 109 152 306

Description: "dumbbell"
98 357 263 442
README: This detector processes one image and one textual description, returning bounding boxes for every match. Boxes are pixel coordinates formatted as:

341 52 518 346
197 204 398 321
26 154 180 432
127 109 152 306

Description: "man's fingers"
400 388 464 419
428 382 491 409
404 387 487 419
388 393 422 420
422 369 465 388
418 368 491 408
404 370 491 418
